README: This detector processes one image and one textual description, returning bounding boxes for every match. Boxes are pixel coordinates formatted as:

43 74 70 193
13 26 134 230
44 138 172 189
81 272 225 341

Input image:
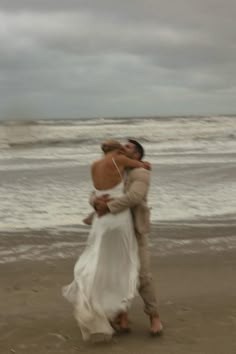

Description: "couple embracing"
63 139 163 342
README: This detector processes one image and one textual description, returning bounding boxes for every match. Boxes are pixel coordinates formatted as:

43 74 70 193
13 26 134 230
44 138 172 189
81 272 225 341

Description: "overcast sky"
1 0 236 119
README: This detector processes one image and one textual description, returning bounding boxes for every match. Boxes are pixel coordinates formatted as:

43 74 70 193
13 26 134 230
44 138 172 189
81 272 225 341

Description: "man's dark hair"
128 139 145 160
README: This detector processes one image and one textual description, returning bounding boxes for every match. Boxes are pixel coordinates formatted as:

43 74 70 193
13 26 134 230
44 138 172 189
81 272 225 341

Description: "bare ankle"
119 312 128 328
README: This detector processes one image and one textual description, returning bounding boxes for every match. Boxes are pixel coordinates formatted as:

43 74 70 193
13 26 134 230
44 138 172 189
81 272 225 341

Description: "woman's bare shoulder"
91 156 111 169
91 159 102 172
92 156 105 165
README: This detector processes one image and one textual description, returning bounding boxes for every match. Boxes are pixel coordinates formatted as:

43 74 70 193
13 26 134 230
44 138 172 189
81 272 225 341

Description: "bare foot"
120 312 127 325
82 212 94 225
150 316 163 336
115 313 131 334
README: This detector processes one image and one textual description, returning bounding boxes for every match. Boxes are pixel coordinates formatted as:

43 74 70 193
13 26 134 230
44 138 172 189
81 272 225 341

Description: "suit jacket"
107 168 151 234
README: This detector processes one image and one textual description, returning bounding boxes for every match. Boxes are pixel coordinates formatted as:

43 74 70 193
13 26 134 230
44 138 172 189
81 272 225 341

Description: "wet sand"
1 225 236 354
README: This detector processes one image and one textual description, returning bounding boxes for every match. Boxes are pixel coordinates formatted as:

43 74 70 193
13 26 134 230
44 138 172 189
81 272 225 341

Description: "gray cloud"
1 0 236 118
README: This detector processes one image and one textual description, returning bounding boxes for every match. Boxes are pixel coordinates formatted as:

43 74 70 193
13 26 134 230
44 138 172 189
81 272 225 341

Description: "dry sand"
1 225 236 354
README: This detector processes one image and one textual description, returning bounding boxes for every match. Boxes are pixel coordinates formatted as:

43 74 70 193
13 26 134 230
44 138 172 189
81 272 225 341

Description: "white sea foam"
150 235 236 256
1 235 236 264
0 241 86 264
0 116 236 231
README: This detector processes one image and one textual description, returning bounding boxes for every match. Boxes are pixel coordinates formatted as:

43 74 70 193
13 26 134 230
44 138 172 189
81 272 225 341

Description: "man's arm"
89 190 110 209
107 169 150 214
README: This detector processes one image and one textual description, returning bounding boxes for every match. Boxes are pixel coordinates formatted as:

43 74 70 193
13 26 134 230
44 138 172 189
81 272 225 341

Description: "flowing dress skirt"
62 183 139 341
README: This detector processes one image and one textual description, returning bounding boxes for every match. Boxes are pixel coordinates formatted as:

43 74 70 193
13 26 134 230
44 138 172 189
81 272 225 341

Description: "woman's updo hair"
101 140 123 154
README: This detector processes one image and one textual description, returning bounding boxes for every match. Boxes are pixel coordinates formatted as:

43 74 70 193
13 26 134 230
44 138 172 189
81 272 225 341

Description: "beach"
1 224 236 354
1 116 236 353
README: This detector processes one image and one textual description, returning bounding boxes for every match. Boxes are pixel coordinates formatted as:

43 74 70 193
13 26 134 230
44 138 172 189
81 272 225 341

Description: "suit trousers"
136 231 159 317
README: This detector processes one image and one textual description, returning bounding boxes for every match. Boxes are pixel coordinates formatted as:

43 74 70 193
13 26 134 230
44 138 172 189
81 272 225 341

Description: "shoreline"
0 222 236 264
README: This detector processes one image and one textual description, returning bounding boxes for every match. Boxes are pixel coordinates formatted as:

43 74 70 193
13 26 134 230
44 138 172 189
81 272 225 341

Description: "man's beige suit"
107 168 159 316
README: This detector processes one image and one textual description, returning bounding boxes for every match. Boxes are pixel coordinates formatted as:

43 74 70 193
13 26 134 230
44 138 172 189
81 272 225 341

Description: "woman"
62 140 148 341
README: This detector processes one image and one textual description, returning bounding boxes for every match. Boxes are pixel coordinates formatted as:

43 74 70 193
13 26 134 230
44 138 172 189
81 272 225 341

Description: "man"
95 139 163 336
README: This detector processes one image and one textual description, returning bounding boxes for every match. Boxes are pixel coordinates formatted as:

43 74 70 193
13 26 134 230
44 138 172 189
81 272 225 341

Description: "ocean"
0 116 236 262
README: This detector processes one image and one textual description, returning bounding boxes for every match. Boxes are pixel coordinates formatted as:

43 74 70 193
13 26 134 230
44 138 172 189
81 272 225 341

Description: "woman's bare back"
91 151 144 190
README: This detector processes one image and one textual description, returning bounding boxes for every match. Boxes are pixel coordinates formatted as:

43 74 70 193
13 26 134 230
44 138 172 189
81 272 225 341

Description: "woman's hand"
142 161 152 170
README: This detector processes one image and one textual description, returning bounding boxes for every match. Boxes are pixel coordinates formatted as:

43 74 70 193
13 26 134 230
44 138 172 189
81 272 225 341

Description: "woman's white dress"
62 182 140 341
